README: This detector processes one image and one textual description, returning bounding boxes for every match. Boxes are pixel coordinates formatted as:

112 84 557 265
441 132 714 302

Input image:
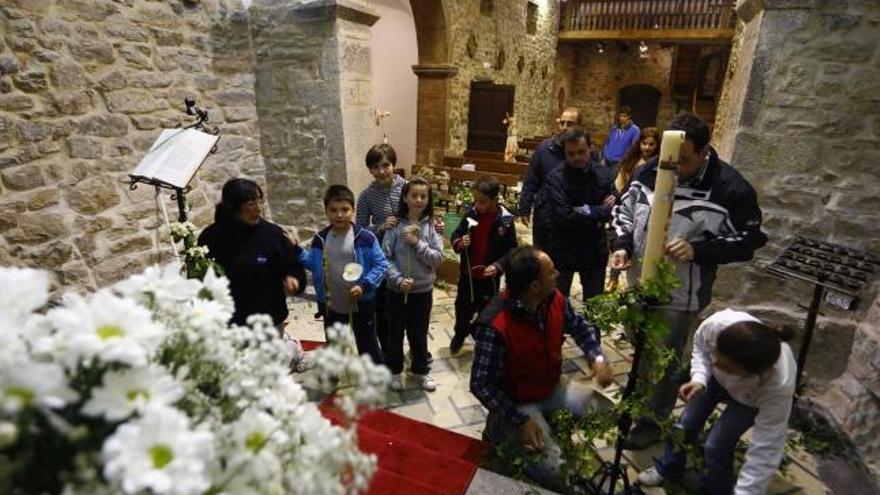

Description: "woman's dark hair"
365 143 397 170
398 175 434 220
323 184 355 207
616 127 661 190
215 178 263 223
668 112 710 151
474 175 501 200
504 245 542 297
716 321 796 374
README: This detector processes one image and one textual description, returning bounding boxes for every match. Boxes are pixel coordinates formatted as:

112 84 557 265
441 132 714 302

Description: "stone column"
711 0 880 477
412 64 457 167
251 0 378 237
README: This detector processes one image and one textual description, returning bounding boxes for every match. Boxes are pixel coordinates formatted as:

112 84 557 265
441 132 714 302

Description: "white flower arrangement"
0 265 389 495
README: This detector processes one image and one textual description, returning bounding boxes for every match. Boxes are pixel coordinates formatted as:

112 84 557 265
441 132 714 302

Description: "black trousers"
375 280 390 353
454 276 498 337
557 264 606 303
323 300 384 365
532 223 552 251
385 290 432 375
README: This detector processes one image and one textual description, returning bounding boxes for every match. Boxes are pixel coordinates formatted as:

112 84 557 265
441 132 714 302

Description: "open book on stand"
129 128 220 189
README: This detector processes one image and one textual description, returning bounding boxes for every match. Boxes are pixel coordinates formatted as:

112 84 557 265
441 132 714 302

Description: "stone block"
12 70 47 93
67 136 103 159
93 250 152 285
0 56 20 76
106 234 152 257
50 91 93 115
77 114 129 137
128 72 173 89
25 240 74 269
215 89 256 107
98 70 127 91
105 89 169 114
118 44 153 70
8 19 36 52
222 106 257 123
70 39 116 64
56 260 93 288
1 164 45 190
17 120 53 142
25 188 60 210
0 114 12 151
130 115 160 130
67 175 121 214
5 211 68 245
105 23 150 43
153 28 185 46
50 60 86 89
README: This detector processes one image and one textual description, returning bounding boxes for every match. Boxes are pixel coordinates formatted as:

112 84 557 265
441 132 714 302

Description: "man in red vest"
470 245 614 492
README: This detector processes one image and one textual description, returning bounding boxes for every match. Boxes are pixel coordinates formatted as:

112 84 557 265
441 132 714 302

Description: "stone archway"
409 0 456 165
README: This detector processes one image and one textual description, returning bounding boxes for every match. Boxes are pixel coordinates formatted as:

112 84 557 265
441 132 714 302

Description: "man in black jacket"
544 129 616 302
610 112 768 448
517 107 583 250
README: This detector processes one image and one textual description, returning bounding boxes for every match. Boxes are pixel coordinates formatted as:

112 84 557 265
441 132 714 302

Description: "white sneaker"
389 374 404 391
419 374 436 392
637 467 665 487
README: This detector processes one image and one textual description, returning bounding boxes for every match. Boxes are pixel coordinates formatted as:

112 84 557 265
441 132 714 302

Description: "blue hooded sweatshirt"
300 224 388 305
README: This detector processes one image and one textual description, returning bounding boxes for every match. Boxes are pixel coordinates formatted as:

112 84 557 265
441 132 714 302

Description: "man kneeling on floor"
470 245 614 493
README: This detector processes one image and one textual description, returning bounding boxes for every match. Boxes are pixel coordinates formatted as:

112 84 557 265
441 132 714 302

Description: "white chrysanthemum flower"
199 266 234 313
0 358 77 414
0 421 18 448
186 299 231 332
232 409 288 454
0 266 50 316
83 365 185 421
102 406 214 495
115 264 201 311
48 290 167 369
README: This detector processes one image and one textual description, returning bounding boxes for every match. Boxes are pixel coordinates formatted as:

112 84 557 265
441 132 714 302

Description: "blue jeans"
655 376 758 495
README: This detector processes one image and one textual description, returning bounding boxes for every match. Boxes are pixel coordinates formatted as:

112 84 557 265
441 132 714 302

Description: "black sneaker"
426 351 433 364
449 333 467 355
623 422 662 450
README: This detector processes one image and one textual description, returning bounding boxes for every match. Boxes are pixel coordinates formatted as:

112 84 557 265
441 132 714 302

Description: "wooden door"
618 84 662 128
466 81 515 151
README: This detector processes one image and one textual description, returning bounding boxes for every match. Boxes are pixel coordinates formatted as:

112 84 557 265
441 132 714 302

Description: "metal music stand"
128 98 220 223
765 236 878 388
584 323 646 495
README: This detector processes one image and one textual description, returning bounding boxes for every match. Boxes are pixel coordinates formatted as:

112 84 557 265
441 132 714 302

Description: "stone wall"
0 0 263 290
555 42 677 142
443 0 561 154
711 0 880 474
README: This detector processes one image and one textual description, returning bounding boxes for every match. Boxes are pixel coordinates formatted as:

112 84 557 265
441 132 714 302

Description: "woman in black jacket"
198 178 311 370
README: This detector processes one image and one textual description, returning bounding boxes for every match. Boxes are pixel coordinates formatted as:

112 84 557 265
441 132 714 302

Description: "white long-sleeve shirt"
690 309 797 495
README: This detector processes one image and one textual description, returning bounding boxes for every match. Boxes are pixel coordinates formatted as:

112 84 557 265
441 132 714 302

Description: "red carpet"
321 401 488 495
300 340 325 351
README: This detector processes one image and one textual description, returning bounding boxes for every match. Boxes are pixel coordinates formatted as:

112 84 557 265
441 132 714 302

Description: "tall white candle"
639 130 686 284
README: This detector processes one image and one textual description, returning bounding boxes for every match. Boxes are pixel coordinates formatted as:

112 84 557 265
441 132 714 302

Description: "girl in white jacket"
638 309 797 495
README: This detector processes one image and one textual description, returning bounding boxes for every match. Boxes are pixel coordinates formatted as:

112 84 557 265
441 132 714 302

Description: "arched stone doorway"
618 84 662 128
409 0 455 166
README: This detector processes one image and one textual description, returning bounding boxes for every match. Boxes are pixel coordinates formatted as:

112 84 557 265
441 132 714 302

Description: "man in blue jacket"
517 107 583 250
544 129 616 303
602 105 640 168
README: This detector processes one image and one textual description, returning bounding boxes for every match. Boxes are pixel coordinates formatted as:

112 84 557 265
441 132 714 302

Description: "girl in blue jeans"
638 309 797 495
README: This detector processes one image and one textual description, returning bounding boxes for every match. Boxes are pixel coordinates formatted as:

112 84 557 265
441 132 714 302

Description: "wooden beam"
559 28 735 44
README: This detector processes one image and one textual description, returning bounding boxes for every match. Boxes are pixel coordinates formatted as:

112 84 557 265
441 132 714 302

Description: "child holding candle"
381 176 444 391
449 175 518 355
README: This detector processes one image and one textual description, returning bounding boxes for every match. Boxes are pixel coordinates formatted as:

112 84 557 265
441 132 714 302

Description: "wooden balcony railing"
560 0 736 43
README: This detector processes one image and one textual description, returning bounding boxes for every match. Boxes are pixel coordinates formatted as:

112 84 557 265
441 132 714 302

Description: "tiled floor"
285 225 831 494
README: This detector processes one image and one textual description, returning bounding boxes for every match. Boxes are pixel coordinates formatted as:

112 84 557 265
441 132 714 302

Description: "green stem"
405 249 413 304
464 248 474 303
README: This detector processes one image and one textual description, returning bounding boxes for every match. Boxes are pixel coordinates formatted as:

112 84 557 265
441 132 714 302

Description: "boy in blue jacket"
301 185 388 364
